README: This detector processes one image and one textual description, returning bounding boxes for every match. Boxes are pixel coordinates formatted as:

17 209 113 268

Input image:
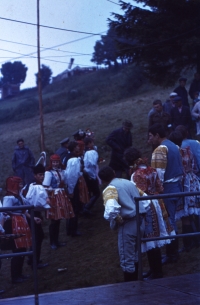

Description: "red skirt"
46 189 75 220
12 215 32 249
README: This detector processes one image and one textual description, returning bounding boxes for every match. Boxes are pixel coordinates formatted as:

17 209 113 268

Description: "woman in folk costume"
124 147 174 280
65 156 89 236
43 154 74 249
3 176 32 283
169 131 200 251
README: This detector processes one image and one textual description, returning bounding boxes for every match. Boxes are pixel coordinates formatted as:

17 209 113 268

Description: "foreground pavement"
1 273 199 305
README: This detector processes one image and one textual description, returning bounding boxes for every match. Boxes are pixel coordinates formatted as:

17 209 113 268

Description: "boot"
123 263 138 282
146 248 163 279
182 224 193 252
163 239 179 264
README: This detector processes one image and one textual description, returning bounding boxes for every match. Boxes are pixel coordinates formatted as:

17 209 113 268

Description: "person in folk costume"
98 166 146 282
43 154 74 249
73 129 86 157
168 131 200 252
23 164 50 269
124 147 174 279
65 155 89 237
82 137 100 215
2 176 32 283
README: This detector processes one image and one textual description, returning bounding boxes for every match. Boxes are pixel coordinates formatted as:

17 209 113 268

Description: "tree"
35 64 52 89
109 0 200 86
91 28 120 67
1 61 28 84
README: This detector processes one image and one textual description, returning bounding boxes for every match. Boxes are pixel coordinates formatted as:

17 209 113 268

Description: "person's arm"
191 103 200 119
102 186 121 222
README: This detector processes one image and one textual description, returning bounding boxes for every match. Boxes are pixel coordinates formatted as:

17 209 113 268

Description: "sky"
0 0 138 89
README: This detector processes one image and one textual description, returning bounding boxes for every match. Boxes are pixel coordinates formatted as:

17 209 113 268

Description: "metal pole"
136 198 143 281
37 0 45 151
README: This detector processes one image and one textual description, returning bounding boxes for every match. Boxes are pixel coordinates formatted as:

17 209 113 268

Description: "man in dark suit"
174 77 190 108
170 96 192 134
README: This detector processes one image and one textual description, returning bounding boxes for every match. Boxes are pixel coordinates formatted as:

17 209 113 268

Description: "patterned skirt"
176 173 200 220
46 189 75 220
12 215 32 249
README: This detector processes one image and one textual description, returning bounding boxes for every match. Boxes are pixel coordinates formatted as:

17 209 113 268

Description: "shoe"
143 270 152 278
144 272 163 280
57 242 66 247
37 263 49 269
12 277 27 284
51 244 58 250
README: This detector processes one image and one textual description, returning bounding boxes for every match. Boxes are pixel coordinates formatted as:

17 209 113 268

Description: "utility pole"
37 0 45 151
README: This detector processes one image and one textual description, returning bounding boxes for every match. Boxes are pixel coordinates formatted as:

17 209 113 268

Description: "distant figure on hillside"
170 96 192 133
12 138 35 185
55 137 70 163
163 92 177 115
106 120 133 178
148 99 172 135
174 77 189 108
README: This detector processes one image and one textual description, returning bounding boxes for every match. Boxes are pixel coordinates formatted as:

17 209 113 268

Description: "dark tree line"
91 0 200 86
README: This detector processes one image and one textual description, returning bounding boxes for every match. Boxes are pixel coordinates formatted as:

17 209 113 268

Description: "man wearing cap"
163 92 177 115
170 96 192 133
106 120 133 178
174 77 189 108
55 137 70 163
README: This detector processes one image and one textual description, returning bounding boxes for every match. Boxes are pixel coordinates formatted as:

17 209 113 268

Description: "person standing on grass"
106 120 133 178
148 123 184 265
43 154 75 249
55 137 70 164
98 166 146 282
12 139 35 185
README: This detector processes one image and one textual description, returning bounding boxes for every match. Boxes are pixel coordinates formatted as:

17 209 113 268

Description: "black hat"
73 129 86 137
33 164 45 175
122 120 133 129
173 96 182 102
179 77 187 82
60 137 69 145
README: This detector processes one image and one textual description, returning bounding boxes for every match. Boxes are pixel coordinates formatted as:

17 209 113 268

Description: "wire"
107 0 120 5
0 16 103 36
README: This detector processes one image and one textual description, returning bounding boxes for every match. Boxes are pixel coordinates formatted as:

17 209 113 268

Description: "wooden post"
37 0 45 151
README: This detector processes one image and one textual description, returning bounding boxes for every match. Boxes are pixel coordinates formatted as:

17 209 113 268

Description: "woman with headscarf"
2 176 32 283
43 154 74 249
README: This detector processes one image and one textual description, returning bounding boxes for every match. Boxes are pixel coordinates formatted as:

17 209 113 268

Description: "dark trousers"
49 219 60 246
11 248 26 280
83 175 100 210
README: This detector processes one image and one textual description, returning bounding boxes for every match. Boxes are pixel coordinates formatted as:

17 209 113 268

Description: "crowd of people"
0 74 200 289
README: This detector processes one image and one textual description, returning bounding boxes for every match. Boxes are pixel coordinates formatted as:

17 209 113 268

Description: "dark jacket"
12 146 35 171
174 86 189 107
189 79 200 100
106 128 132 171
170 106 192 131
55 146 69 162
148 111 171 132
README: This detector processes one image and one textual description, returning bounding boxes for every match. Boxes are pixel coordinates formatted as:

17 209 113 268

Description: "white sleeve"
104 198 121 221
26 184 50 209
43 171 52 187
65 158 81 194
156 168 165 183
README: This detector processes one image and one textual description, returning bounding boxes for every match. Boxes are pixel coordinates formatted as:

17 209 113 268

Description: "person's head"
148 123 166 146
153 100 162 113
168 131 183 147
98 166 115 183
17 138 24 149
179 77 187 87
122 120 133 133
175 125 188 139
73 129 86 141
60 137 69 148
84 137 94 150
169 92 178 102
173 96 182 108
50 154 61 169
33 163 45 184
124 147 142 166
6 176 23 196
68 141 80 157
